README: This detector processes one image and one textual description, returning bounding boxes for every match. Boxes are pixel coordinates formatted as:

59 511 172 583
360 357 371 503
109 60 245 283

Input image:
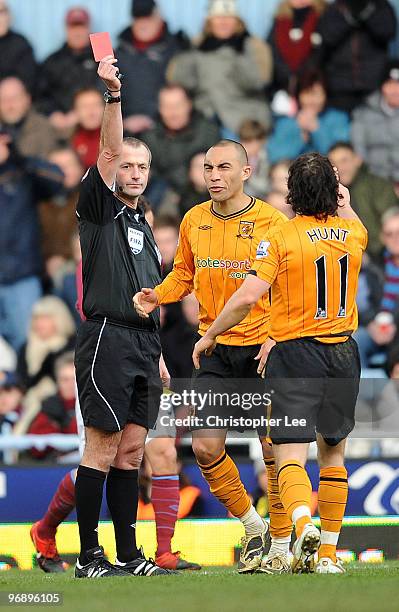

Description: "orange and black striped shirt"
154 198 287 346
251 215 368 343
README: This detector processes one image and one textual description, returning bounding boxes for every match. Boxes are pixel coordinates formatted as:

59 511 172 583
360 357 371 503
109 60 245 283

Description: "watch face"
104 91 120 103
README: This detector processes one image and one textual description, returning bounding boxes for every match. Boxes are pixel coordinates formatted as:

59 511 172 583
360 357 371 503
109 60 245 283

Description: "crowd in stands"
1 0 399 460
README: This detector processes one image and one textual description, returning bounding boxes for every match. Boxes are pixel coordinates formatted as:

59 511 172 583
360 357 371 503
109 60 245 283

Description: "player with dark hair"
286 151 341 220
134 138 294 574
193 152 367 574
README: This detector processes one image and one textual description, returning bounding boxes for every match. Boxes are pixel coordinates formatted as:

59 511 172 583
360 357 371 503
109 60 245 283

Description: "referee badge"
237 220 254 239
128 227 144 255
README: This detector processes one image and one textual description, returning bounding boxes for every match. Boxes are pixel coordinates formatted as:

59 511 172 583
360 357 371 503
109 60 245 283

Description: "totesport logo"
196 257 251 279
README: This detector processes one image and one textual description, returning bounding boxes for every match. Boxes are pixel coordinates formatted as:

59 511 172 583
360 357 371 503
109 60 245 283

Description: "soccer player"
134 140 293 574
193 153 367 574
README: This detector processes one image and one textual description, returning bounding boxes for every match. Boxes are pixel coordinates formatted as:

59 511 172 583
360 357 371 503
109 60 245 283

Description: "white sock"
240 506 265 536
268 536 291 557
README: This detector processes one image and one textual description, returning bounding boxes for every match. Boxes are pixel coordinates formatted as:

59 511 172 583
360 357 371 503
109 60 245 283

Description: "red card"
89 32 114 62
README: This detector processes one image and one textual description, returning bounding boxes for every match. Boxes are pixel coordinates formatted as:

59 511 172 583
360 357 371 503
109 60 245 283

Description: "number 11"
314 254 349 319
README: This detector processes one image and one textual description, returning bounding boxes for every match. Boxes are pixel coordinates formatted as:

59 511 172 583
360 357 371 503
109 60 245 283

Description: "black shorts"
264 337 360 445
75 318 162 433
191 338 269 434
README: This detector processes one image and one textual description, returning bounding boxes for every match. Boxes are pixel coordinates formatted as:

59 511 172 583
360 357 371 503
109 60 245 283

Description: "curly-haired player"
194 152 368 574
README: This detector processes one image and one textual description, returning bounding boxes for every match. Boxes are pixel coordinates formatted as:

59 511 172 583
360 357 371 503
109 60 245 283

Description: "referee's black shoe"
114 547 178 576
75 546 129 578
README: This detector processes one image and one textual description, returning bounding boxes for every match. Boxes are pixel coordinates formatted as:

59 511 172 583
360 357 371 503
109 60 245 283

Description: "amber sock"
318 466 348 562
264 459 293 544
277 460 312 538
198 451 253 519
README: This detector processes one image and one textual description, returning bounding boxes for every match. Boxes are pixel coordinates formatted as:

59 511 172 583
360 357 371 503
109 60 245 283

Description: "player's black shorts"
191 337 269 434
75 318 162 433
264 336 360 445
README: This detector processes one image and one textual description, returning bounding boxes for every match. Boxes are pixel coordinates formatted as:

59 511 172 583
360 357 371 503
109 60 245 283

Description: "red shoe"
155 551 201 571
30 522 68 573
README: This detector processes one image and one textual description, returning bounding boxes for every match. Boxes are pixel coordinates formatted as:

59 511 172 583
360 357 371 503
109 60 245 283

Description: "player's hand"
97 55 121 91
254 337 276 377
192 335 217 370
159 353 171 389
132 288 159 318
338 182 351 208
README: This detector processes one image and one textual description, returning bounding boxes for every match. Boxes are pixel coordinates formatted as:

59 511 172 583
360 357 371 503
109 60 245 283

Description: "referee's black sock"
75 465 107 566
106 466 139 562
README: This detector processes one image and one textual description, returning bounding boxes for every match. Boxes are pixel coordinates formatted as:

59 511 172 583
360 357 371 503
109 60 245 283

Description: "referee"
74 55 170 578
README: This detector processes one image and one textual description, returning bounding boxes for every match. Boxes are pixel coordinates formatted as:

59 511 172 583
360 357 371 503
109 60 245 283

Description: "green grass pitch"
1 564 399 612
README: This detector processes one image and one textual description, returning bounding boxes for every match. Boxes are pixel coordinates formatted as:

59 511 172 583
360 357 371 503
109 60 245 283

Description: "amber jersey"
154 197 287 346
251 215 368 343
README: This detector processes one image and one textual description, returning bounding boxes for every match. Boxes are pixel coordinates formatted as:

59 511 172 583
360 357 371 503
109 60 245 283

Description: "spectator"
0 139 64 352
142 84 219 206
168 0 272 135
28 352 77 459
266 190 295 219
316 0 396 112
0 1 36 93
268 69 350 163
0 336 16 374
15 296 76 434
54 232 82 328
71 88 103 170
239 119 270 199
352 59 399 192
117 0 189 135
328 142 398 260
269 159 290 196
40 147 83 271
354 207 399 368
379 207 399 314
37 7 100 134
153 214 180 276
0 374 23 452
375 345 399 440
353 252 384 368
153 215 182 346
178 152 208 218
0 77 57 159
139 195 155 229
267 0 325 95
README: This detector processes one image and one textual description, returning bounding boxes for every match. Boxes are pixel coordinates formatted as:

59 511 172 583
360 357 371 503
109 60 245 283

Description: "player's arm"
155 216 195 304
96 55 123 189
192 274 270 369
133 215 195 317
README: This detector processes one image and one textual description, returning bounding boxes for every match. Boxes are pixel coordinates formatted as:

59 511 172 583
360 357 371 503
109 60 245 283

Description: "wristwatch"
104 90 121 104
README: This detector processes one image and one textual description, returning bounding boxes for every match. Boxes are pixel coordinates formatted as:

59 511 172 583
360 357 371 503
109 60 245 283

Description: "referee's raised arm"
96 55 123 189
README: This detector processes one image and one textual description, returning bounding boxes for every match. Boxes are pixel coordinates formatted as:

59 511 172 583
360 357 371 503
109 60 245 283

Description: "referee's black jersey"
76 165 161 330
